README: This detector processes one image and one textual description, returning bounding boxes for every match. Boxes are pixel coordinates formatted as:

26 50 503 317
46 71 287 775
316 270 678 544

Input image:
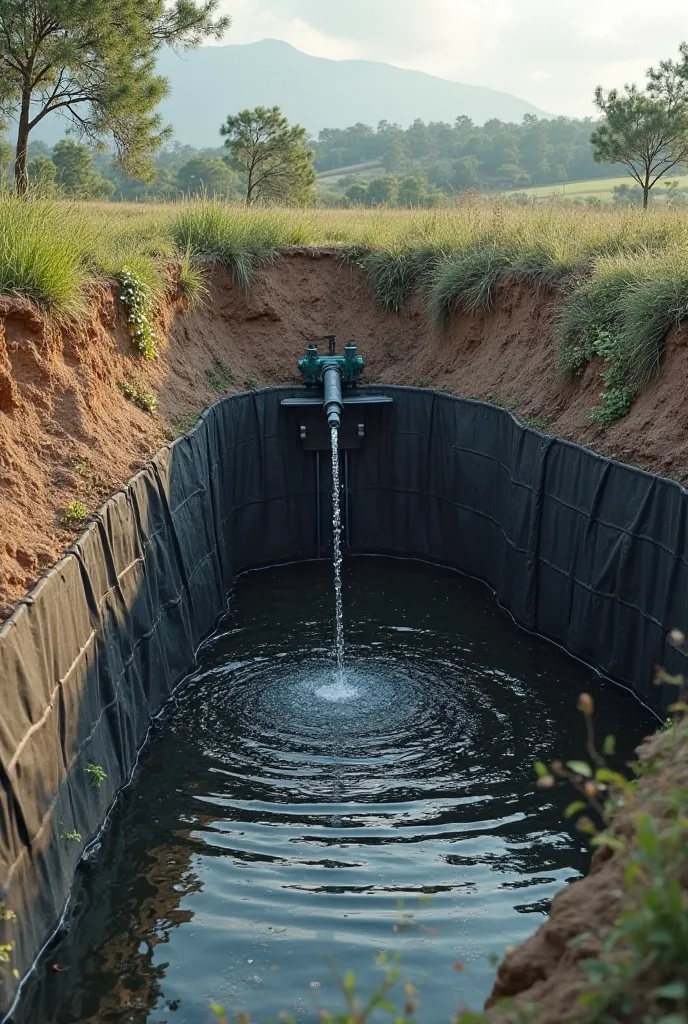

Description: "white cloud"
217 0 688 116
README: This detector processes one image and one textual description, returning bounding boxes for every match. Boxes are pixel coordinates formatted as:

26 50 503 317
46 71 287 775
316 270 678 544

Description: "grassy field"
504 172 688 201
3 194 688 421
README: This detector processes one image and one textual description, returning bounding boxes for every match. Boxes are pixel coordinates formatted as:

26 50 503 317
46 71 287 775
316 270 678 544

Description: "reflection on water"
15 558 655 1024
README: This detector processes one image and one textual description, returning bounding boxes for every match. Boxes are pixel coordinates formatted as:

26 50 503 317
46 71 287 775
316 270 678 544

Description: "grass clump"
170 201 297 289
0 194 91 318
558 247 688 422
344 245 440 313
118 379 157 414
177 246 208 308
426 243 515 326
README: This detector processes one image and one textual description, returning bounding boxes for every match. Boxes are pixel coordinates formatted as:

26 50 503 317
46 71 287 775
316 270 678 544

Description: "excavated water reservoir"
14 558 653 1024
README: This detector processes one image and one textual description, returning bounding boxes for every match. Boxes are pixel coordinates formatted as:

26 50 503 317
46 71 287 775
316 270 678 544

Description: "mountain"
30 39 551 149
155 39 550 144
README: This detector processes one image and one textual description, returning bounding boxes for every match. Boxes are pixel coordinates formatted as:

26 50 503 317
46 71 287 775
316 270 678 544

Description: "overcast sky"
216 0 688 117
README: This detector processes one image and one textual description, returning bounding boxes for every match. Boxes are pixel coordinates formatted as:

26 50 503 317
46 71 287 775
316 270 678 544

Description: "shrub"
63 500 87 525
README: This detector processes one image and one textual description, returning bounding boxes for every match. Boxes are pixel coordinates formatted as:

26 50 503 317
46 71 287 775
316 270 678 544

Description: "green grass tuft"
177 247 208 308
169 201 295 289
344 245 440 313
0 194 91 318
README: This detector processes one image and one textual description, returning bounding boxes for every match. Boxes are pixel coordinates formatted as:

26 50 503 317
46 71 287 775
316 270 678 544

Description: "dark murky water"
16 558 654 1024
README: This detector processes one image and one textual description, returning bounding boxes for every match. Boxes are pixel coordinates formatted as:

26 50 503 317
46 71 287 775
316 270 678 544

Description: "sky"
216 0 688 117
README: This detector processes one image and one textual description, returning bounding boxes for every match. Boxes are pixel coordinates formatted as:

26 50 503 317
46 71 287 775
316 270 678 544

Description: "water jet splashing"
330 425 345 684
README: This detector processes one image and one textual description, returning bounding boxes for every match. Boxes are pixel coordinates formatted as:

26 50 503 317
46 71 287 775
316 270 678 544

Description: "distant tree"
366 175 398 206
27 154 56 192
452 156 481 192
592 45 688 208
177 156 237 197
381 135 408 174
398 173 428 207
221 106 316 205
52 140 114 198
0 0 230 193
344 181 369 205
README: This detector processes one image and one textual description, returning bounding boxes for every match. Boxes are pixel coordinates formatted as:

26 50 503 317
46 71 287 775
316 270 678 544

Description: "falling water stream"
330 425 346 686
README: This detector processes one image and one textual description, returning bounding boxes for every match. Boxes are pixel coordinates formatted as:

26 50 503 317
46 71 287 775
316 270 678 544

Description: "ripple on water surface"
17 558 655 1024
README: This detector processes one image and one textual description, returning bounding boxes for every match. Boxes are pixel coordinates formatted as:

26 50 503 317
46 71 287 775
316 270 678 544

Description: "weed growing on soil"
520 415 549 432
61 831 81 843
0 904 15 924
62 501 87 525
205 358 235 393
243 375 257 390
533 654 688 1024
118 379 157 414
119 268 156 358
165 412 202 440
85 764 107 788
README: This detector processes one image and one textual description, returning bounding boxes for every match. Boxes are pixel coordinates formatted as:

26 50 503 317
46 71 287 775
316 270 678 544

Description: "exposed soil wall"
3 249 688 622
1 249 687 1020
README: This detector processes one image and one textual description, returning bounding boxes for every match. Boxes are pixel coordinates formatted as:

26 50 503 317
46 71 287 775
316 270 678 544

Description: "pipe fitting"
322 365 343 429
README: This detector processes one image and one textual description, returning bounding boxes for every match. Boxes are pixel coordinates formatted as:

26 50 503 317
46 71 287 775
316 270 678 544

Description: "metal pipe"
322 365 343 429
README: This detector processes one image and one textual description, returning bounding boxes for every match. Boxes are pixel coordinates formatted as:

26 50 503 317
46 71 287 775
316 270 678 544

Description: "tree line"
1 1 688 209
314 115 620 194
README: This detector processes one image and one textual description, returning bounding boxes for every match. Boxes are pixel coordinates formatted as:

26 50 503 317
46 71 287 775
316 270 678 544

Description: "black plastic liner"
0 385 685 1015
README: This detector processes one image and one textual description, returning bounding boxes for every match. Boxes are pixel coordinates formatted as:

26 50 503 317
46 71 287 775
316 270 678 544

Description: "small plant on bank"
520 415 549 433
532 644 688 1024
63 500 87 526
243 375 257 390
62 831 82 843
586 329 635 424
0 945 13 964
0 903 16 924
165 411 202 440
205 358 235 393
85 763 107 788
119 268 157 358
118 379 157 414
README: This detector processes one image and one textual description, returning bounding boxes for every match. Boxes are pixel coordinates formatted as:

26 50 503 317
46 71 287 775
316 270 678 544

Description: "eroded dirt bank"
3 249 688 620
0 249 686 1020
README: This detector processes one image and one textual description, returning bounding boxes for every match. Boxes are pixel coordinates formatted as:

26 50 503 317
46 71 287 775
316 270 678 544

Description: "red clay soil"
1 248 687 1018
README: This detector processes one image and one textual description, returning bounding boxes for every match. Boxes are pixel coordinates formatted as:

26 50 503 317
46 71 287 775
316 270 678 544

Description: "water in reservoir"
16 558 654 1024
